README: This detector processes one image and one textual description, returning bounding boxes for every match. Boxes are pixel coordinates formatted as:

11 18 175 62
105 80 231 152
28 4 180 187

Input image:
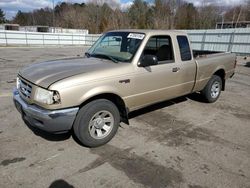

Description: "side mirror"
138 55 158 67
113 37 121 42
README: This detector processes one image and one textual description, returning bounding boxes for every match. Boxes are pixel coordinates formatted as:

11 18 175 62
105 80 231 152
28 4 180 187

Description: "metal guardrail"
0 30 100 46
1 29 249 55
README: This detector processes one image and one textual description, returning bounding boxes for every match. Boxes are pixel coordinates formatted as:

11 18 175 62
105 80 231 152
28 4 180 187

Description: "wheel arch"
213 69 226 90
79 92 129 125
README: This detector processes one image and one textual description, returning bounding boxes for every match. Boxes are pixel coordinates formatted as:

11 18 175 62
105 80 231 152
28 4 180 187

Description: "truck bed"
193 50 222 58
192 51 236 92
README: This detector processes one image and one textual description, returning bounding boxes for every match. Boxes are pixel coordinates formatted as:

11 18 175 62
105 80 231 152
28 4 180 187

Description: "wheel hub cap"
211 81 220 98
88 110 114 139
94 118 105 129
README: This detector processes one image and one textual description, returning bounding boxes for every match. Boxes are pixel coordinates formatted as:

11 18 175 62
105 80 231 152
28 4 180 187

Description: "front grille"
19 79 32 99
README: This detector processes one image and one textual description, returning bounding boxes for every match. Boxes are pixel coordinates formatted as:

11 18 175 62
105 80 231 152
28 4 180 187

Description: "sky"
0 0 245 20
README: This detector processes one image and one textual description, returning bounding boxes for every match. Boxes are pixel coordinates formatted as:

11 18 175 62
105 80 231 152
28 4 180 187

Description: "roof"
23 25 49 28
0 23 19 26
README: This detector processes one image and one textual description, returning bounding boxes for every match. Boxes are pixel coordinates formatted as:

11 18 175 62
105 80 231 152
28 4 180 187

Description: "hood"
19 57 118 88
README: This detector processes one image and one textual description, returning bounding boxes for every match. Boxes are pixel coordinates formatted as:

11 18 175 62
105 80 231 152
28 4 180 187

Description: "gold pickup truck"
13 30 236 147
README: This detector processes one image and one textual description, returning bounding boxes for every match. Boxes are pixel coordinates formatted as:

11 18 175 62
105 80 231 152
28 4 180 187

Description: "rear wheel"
201 75 222 103
73 99 120 147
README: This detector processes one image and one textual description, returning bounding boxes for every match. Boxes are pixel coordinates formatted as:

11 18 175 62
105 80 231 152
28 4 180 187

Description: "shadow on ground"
23 118 71 142
49 179 74 188
245 62 250 67
129 93 205 119
187 92 207 103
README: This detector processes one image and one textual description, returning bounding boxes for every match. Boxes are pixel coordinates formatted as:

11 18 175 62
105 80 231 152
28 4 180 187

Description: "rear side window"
177 36 192 61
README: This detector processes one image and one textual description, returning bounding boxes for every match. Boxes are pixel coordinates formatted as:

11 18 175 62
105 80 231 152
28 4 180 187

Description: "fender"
79 85 122 104
79 86 129 125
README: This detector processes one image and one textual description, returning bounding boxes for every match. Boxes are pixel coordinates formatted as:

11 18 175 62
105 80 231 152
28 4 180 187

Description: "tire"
73 99 120 147
201 75 222 103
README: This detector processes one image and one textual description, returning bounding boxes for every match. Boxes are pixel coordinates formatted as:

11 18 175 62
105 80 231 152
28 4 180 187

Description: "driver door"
130 35 196 110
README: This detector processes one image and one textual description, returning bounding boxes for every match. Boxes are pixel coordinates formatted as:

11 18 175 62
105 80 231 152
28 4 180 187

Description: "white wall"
186 28 250 55
1 28 249 55
0 30 99 46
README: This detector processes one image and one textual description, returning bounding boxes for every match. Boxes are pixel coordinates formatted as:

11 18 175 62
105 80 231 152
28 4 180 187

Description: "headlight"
16 77 20 89
34 87 60 105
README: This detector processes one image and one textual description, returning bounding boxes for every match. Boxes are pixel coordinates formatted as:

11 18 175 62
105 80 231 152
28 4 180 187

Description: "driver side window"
143 35 174 64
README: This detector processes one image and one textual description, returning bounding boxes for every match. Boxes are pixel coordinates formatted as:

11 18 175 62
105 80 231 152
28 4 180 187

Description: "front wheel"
201 75 222 103
73 99 120 147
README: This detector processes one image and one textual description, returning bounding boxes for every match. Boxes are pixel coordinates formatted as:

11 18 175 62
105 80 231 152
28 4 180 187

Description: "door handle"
172 67 180 72
119 79 130 84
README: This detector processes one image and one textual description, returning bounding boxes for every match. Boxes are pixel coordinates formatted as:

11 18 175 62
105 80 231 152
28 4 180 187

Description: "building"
1 24 88 34
20 26 50 32
0 24 19 31
50 27 88 34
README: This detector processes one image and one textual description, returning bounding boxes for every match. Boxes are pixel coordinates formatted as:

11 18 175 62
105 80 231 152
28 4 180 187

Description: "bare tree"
12 0 246 33
175 2 198 29
128 0 151 29
197 1 220 29
153 0 171 29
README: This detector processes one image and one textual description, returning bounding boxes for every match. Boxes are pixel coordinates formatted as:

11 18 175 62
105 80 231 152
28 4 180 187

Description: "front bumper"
13 88 79 133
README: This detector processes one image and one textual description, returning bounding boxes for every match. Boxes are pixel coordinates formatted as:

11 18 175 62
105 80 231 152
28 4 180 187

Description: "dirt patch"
1 157 26 166
163 126 218 147
135 110 244 149
200 164 210 174
135 110 218 146
0 58 14 62
79 144 183 188
233 113 250 120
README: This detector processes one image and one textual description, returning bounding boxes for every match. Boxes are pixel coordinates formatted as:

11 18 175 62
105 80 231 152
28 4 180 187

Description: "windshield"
87 32 145 63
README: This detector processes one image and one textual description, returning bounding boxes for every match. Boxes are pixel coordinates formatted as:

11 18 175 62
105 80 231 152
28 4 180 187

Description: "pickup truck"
13 30 236 147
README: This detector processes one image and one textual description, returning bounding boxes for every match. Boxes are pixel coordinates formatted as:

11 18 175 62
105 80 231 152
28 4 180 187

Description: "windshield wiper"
85 52 91 58
92 53 119 63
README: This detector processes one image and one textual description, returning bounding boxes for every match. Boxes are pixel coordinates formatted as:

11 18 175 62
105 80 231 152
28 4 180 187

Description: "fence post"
228 30 235 52
42 34 45 46
4 31 7 46
25 31 28 46
201 31 207 51
58 34 60 46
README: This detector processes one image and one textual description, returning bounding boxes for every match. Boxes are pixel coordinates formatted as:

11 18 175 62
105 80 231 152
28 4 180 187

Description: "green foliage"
0 8 6 23
13 11 30 26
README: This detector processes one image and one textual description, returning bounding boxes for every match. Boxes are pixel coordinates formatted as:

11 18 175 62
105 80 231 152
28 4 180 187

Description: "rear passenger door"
131 35 196 109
